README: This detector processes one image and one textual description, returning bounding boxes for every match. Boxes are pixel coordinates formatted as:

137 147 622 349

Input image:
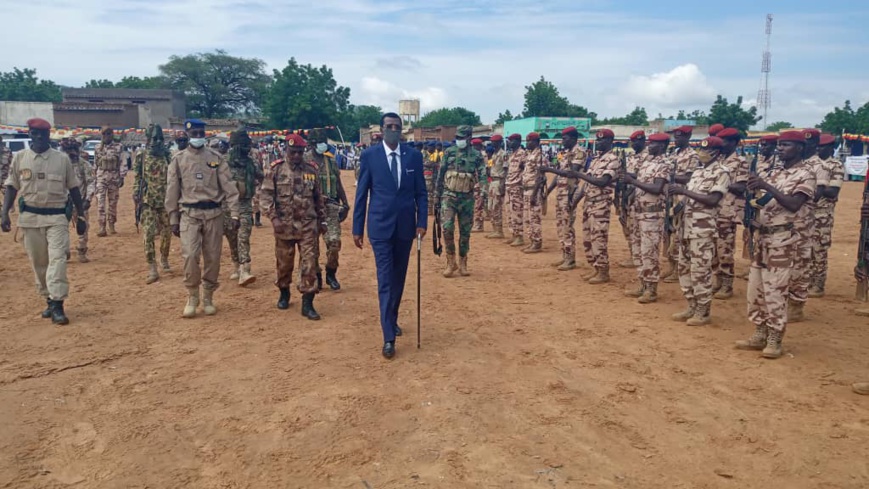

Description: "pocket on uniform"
179 220 189 232
46 173 65 192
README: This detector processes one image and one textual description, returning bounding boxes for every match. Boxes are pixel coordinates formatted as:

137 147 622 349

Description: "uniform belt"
758 223 793 235
638 204 665 213
182 201 220 210
21 204 66 215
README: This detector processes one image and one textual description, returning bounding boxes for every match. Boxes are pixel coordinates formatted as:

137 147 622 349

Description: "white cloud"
620 64 716 109
358 77 448 114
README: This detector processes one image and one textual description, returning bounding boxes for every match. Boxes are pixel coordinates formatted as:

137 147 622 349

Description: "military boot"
161 255 171 273
663 259 680 283
202 288 217 316
686 301 711 326
522 242 542 254
557 255 576 271
711 274 722 294
510 236 526 248
735 323 768 351
713 276 733 300
458 255 470 276
808 278 825 298
277 287 290 310
672 300 696 322
301 292 321 320
624 282 645 298
316 272 323 291
486 227 504 239
77 248 90 263
638 282 658 304
442 254 458 278
182 288 200 318
552 254 567 267
588 267 610 284
41 299 54 319
762 328 784 359
583 269 599 282
619 258 637 268
108 222 117 235
853 383 869 395
471 224 484 233
325 267 341 290
97 223 107 237
146 262 159 284
788 300 805 323
254 212 263 227
238 262 256 287
229 260 240 280
856 308 869 317
50 300 69 325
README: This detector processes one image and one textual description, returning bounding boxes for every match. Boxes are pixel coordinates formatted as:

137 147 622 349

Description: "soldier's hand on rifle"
1 214 10 233
667 184 684 197
230 217 240 231
271 217 287 235
746 175 767 192
171 223 181 237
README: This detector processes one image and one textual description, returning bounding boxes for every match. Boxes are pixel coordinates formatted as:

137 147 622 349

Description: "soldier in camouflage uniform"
60 138 95 263
620 132 671 303
260 134 326 320
307 129 350 291
223 128 263 287
809 134 844 297
620 131 648 269
134 125 173 283
736 131 816 359
94 126 127 236
437 125 486 277
669 137 731 325
485 135 507 239
505 133 526 247
758 134 778 172
710 128 749 299
521 132 545 253
664 126 700 283
545 127 585 270
0 135 11 200
471 138 489 232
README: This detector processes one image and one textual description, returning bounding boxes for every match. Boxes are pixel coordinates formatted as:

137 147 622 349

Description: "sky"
7 0 869 128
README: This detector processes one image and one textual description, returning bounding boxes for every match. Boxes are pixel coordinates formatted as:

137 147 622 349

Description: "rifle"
663 154 678 241
742 147 760 259
432 194 443 256
856 176 869 301
569 147 595 211
615 150 629 229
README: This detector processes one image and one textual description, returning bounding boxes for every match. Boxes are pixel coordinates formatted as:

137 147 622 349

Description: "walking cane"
417 233 422 349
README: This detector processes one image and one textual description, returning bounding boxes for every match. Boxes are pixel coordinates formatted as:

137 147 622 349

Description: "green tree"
265 58 351 131
765 121 793 131
339 104 383 142
705 95 762 132
600 106 649 126
115 76 169 89
817 100 857 134
85 79 115 89
495 109 515 124
159 50 270 117
0 68 62 102
521 76 597 121
417 107 482 127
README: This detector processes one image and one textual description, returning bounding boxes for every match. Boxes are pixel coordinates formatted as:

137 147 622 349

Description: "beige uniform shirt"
165 146 240 225
506 148 526 188
584 150 620 204
489 149 508 180
718 152 749 223
5 148 80 228
683 160 731 239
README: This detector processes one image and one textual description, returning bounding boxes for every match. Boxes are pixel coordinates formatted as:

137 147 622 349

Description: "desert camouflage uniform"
788 155 826 305
134 151 172 264
759 153 776 173
437 145 486 257
472 153 489 230
582 150 620 270
260 157 325 294
94 142 127 229
250 148 263 221
668 146 700 265
633 154 670 285
748 160 816 334
810 156 845 291
555 145 586 261
0 145 11 198
522 146 545 247
487 148 508 233
678 160 731 308
69 154 95 255
625 148 650 266
712 151 749 280
506 147 526 239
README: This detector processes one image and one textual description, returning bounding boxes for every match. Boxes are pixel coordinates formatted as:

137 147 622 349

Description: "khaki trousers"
180 212 224 291
22 225 70 300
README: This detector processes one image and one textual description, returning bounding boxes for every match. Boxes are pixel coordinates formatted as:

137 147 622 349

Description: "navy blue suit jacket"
353 144 428 240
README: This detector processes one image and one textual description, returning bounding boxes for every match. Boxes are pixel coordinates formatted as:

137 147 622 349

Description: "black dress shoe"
394 325 403 337
41 299 54 319
382 341 395 359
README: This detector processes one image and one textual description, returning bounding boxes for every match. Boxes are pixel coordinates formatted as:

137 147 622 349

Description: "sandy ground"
1 170 868 489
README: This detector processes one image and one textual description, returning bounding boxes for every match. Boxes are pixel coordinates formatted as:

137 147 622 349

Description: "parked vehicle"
2 138 31 154
82 139 100 163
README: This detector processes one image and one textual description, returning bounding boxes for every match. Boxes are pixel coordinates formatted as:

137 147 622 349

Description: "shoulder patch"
206 160 220 169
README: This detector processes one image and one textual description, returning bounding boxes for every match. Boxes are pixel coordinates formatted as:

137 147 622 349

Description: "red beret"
699 137 724 149
26 118 51 130
471 138 483 145
562 126 579 136
802 128 821 140
819 134 836 146
760 134 779 142
285 133 307 148
526 132 540 141
508 133 522 141
648 133 670 143
629 130 646 140
717 128 741 139
595 128 614 139
672 125 693 136
708 123 724 136
490 134 503 142
778 130 806 143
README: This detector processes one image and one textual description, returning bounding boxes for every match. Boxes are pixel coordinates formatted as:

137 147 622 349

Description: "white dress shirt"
382 141 402 188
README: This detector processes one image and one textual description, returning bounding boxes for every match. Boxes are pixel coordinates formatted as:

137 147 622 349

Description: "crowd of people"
1 115 867 393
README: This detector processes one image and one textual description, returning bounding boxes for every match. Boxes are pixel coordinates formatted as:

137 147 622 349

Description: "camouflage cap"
456 125 472 138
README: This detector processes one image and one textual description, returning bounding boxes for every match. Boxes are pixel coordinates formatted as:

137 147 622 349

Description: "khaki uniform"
581 150 620 270
633 155 670 284
748 160 816 333
522 147 545 247
788 155 826 304
669 146 700 263
506 148 526 239
94 142 127 228
678 160 731 307
69 155 95 255
713 151 749 280
260 158 325 294
810 156 845 289
5 149 80 300
555 145 586 260
165 147 240 292
0 145 11 198
488 149 508 232
624 148 650 266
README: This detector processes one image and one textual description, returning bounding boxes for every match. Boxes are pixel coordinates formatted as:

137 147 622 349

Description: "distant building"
168 117 260 134
503 117 593 141
61 88 186 128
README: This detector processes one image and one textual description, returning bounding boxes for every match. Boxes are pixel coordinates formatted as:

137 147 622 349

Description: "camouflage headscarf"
148 124 169 158
229 128 253 168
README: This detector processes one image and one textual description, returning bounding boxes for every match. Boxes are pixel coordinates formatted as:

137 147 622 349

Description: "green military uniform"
223 129 263 286
134 125 173 283
436 125 486 277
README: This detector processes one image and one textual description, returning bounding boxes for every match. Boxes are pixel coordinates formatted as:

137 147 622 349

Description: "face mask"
456 139 468 149
316 143 328 154
698 150 716 165
189 138 206 148
383 129 401 145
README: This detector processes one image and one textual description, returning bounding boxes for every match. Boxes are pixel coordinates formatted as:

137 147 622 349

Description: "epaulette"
270 159 284 168
324 151 335 158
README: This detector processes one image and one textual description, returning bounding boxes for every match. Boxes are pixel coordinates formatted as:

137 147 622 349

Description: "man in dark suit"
353 113 428 359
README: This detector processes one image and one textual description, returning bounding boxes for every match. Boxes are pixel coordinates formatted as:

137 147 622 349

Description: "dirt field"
1 170 868 489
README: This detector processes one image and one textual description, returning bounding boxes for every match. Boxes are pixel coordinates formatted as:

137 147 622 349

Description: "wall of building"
0 101 55 127
53 103 140 129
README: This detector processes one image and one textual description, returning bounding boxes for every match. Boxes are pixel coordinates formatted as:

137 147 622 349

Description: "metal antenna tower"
757 14 773 129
